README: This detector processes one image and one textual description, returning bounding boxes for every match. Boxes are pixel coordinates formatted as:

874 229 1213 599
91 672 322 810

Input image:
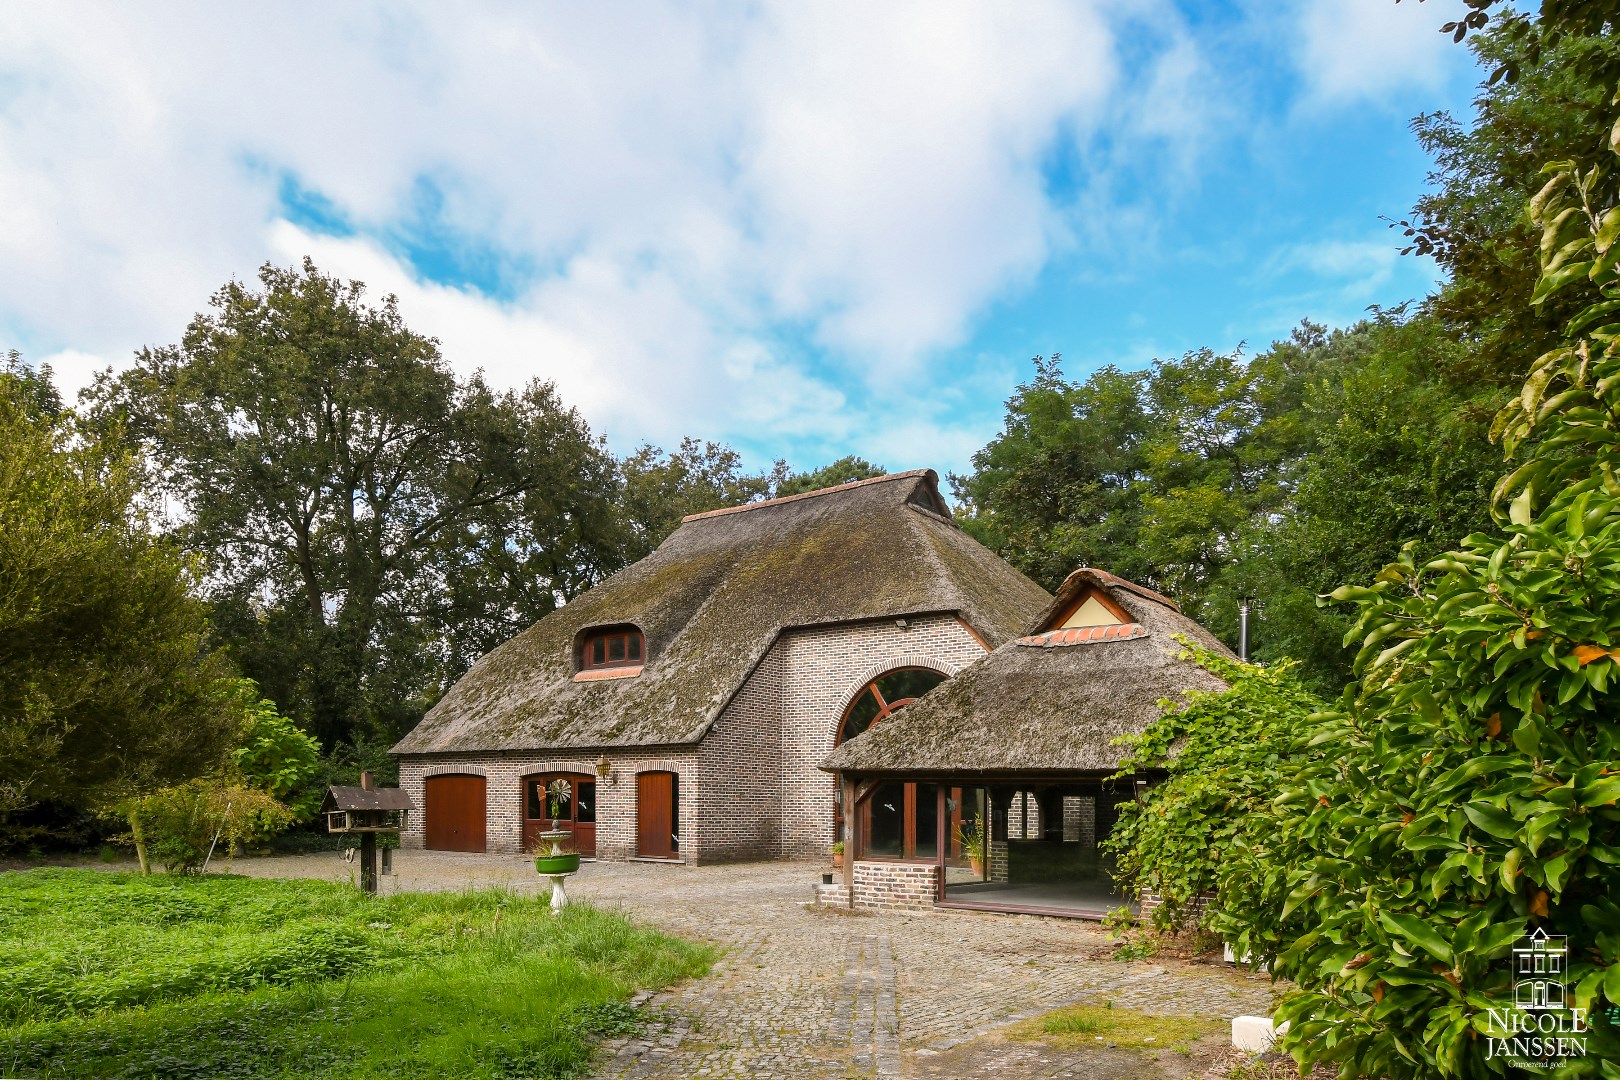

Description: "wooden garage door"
636 771 678 859
425 774 486 852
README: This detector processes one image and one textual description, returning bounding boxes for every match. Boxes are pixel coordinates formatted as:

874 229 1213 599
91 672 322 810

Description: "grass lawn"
0 868 714 1079
1008 1002 1222 1055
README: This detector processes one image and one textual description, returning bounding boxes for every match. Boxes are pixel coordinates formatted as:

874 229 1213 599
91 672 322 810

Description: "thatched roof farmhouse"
392 472 1239 917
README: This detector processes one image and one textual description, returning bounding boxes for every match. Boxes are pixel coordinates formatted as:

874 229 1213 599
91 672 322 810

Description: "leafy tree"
1 350 61 419
0 363 240 828
89 260 621 747
1214 6 1620 1072
951 355 1155 591
231 684 323 822
1210 316 1503 693
614 438 789 561
774 455 887 498
1104 645 1323 932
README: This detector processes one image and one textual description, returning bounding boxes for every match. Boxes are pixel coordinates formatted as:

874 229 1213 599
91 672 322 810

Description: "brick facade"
398 751 698 859
776 614 984 858
399 612 988 865
814 859 941 911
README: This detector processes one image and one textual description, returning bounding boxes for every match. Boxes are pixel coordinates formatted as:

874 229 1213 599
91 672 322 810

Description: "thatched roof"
394 471 1051 755
819 568 1235 775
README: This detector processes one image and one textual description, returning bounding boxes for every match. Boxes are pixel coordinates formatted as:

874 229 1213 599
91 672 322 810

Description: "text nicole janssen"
1485 1008 1588 1065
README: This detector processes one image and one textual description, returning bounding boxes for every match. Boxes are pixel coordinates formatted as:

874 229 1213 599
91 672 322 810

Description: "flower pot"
832 852 844 869
968 858 985 877
534 853 581 875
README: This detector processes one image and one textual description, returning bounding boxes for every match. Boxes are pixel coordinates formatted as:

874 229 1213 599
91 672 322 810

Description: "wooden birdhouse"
322 771 414 833
321 772 414 892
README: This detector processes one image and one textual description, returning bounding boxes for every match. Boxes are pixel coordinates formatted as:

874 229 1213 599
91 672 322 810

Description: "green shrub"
230 686 323 821
1214 39 1620 1074
122 780 294 873
1104 645 1321 932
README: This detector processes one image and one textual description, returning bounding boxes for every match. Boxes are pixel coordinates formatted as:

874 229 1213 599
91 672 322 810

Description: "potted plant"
544 778 572 831
952 818 988 876
830 840 845 869
534 838 581 875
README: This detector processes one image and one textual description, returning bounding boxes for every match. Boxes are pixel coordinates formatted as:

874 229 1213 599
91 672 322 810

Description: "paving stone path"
227 851 1275 1079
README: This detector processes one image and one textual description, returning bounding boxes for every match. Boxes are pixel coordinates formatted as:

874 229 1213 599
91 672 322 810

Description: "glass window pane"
867 782 905 858
914 783 938 860
628 635 642 661
608 636 626 662
591 638 605 665
873 668 946 708
526 781 542 820
546 779 572 821
840 690 883 743
576 781 596 823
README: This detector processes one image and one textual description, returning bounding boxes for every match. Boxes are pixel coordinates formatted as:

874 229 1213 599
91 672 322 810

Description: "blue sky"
0 2 1481 479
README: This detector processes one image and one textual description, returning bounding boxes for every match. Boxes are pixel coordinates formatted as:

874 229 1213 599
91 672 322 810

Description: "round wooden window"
836 667 948 745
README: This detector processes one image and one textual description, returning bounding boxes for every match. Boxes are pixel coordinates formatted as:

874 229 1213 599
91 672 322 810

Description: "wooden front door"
425 774 486 852
522 773 597 857
636 771 678 859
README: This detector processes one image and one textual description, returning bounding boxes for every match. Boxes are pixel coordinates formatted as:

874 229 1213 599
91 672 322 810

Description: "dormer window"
577 624 645 678
1056 589 1129 629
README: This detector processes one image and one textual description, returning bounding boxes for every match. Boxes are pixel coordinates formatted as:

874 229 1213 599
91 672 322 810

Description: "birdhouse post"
321 771 415 894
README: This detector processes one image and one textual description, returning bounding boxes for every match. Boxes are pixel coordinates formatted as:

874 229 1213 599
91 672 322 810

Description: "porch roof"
820 569 1234 775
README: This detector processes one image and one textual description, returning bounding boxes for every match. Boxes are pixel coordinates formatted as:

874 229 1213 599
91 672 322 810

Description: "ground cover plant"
1008 1001 1221 1055
0 869 713 1079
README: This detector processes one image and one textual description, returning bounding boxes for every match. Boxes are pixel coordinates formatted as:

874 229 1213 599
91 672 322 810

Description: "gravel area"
223 850 1278 1079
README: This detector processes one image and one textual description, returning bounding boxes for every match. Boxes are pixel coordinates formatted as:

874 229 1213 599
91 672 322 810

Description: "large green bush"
230 684 323 821
1104 645 1322 932
1213 15 1620 1073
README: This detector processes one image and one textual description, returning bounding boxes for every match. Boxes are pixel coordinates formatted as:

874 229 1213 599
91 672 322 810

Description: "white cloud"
1293 0 1457 105
0 2 1153 470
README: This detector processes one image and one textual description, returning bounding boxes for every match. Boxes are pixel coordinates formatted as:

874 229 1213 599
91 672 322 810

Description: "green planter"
534 853 581 875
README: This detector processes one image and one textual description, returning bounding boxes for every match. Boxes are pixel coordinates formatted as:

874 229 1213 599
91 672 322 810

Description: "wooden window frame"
1051 587 1131 629
579 627 645 671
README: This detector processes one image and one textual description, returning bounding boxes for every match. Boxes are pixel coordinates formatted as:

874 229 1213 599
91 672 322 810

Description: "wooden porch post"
841 774 856 907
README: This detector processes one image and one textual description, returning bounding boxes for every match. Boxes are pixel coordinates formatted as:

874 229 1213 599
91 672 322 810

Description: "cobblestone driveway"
228 852 1273 1079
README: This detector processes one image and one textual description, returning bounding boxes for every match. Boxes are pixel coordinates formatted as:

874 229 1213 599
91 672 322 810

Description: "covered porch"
832 772 1147 918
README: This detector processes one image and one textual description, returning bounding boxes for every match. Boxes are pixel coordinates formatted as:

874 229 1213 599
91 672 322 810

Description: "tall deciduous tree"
615 438 789 561
90 260 620 747
0 363 239 825
774 455 887 498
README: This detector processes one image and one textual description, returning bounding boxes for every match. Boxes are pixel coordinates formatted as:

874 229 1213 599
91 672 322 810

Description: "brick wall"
845 859 941 910
1139 890 1215 927
695 644 784 862
398 750 698 859
400 612 988 866
1063 796 1096 846
988 839 1009 883
776 614 986 858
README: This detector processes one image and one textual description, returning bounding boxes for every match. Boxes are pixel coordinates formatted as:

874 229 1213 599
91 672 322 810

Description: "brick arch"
518 759 600 778
829 655 960 747
422 764 489 778
630 758 691 778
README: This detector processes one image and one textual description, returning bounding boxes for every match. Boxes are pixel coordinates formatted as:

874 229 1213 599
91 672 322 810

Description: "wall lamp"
596 753 615 784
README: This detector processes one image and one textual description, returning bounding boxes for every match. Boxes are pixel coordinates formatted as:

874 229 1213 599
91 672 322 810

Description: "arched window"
837 667 948 745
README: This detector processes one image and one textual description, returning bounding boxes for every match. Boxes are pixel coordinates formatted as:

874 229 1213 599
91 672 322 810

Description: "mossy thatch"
393 471 1051 754
819 569 1235 774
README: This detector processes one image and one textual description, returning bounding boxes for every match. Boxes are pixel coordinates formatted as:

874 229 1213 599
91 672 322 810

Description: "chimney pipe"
360 770 374 791
1238 601 1251 662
